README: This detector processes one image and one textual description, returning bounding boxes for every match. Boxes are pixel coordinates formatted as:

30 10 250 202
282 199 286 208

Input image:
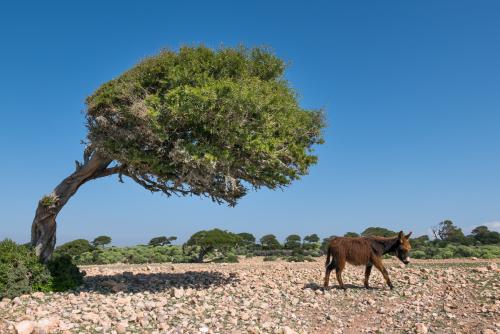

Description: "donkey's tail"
325 246 336 271
325 246 331 268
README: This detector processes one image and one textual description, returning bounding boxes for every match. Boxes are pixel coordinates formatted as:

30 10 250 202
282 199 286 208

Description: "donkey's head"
395 231 412 264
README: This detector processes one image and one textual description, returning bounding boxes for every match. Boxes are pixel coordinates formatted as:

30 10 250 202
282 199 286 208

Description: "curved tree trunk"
31 152 117 263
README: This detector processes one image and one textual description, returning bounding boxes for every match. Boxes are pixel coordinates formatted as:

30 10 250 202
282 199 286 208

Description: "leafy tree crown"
92 236 112 247
85 46 324 206
303 233 319 243
260 234 281 250
361 227 397 237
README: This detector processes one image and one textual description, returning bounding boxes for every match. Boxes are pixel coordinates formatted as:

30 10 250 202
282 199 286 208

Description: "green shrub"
410 250 426 259
47 255 84 291
0 239 53 299
263 255 278 261
285 255 315 262
55 239 94 258
213 254 239 263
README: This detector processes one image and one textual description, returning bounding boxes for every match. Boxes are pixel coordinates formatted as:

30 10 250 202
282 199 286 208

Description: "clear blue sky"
1 1 499 245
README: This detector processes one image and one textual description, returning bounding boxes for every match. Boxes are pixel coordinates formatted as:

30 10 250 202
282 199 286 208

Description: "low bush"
213 254 239 263
263 255 279 261
410 244 500 259
285 255 315 262
47 255 84 291
74 245 191 265
0 239 53 299
54 239 94 258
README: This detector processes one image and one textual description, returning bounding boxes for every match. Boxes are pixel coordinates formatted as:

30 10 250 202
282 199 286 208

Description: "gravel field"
1 258 499 334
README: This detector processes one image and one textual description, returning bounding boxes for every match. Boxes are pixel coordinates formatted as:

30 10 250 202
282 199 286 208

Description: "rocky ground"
0 258 498 334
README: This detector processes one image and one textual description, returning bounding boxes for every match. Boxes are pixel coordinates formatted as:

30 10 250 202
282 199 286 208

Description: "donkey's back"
328 237 373 266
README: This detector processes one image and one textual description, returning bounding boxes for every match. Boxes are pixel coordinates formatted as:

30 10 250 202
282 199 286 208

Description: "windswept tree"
31 46 325 262
184 229 240 262
149 236 177 246
92 236 111 248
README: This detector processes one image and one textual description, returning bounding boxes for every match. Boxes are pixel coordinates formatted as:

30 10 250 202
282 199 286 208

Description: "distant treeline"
53 220 500 265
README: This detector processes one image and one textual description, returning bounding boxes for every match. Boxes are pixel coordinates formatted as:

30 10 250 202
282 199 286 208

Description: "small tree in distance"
149 236 177 246
432 220 466 243
361 227 396 237
344 232 359 237
470 226 500 245
30 45 325 262
260 234 281 250
284 234 302 250
303 234 320 244
92 236 111 248
185 229 240 262
237 233 256 248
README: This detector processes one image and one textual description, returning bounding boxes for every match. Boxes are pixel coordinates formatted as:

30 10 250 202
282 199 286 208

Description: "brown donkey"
323 231 412 289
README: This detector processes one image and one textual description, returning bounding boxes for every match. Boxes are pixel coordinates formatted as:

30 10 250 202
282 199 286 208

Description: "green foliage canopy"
260 234 281 250
237 232 256 247
92 236 112 247
185 228 240 262
432 220 466 243
149 236 169 246
361 227 397 237
55 239 94 258
0 239 53 299
470 225 500 245
284 234 302 250
303 233 320 243
85 46 325 206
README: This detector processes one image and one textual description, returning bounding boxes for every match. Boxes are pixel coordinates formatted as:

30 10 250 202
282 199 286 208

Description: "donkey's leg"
335 258 346 289
372 258 393 289
324 260 335 288
364 264 373 289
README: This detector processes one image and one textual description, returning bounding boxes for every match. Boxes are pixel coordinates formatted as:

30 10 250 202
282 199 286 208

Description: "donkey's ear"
398 231 404 240
405 232 412 239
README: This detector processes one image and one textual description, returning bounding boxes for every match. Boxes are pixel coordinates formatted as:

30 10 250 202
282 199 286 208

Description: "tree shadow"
303 282 382 291
79 271 239 294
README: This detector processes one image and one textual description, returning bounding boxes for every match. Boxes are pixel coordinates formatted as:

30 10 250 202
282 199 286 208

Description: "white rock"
116 321 128 334
171 287 185 299
35 317 59 332
82 312 99 323
281 326 298 334
415 323 428 334
15 320 34 334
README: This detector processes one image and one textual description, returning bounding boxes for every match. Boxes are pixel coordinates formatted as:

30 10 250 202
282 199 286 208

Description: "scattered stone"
171 287 185 298
281 326 297 334
15 321 34 334
1 258 496 333
116 321 128 334
486 263 497 271
415 323 428 334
